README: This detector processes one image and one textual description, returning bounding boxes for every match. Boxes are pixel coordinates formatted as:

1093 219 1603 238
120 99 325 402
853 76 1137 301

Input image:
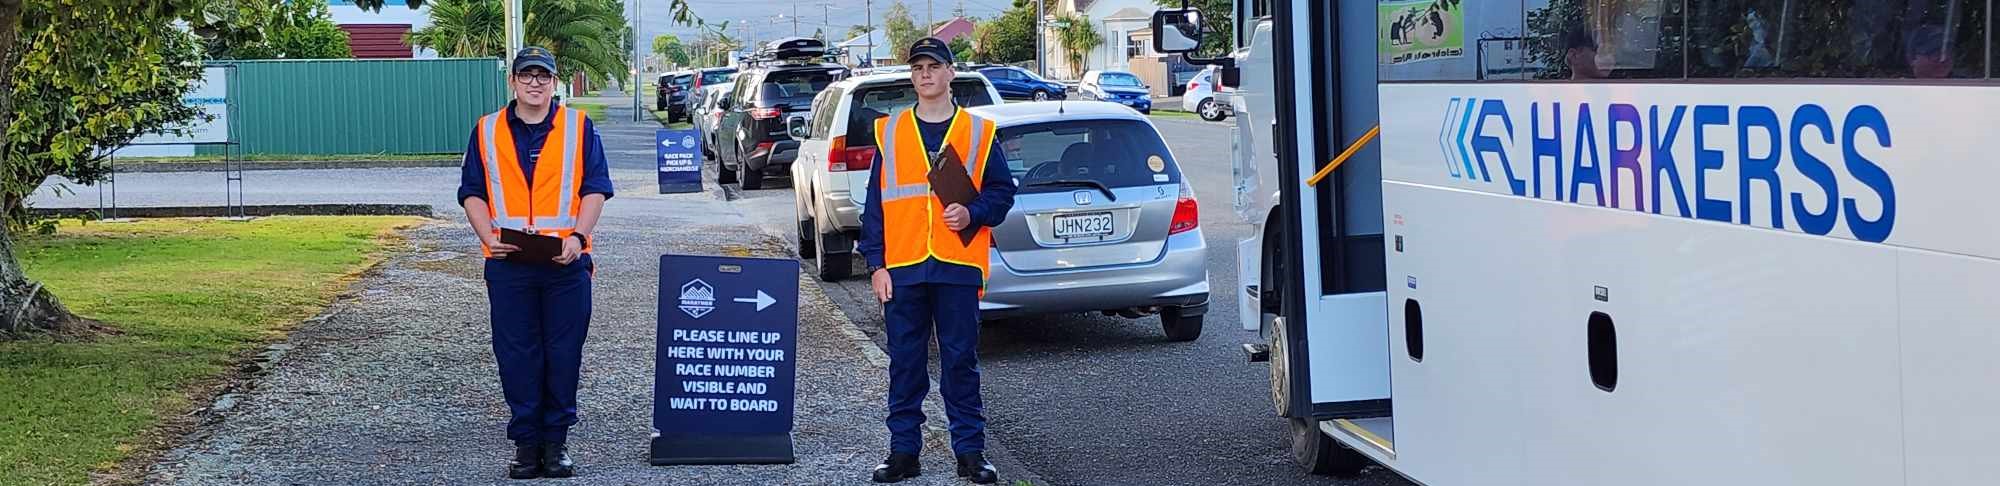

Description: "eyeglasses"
514 72 556 85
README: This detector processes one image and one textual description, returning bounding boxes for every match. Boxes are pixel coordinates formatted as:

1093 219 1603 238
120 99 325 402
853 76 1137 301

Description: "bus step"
1242 343 1270 363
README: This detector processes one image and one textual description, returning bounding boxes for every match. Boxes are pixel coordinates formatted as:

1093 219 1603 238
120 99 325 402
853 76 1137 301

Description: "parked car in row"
686 67 737 115
695 80 735 160
656 71 694 119
977 65 1068 101
1181 65 1231 121
786 71 1003 280
976 101 1207 339
1077 70 1153 114
714 37 848 190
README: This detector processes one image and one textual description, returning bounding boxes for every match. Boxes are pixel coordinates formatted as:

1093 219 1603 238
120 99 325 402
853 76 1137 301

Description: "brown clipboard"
499 227 564 267
926 146 981 245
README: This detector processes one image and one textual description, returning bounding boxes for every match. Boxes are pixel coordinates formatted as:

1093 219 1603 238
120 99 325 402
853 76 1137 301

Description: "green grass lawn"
0 216 421 486
651 110 694 130
570 102 608 120
1148 109 1200 120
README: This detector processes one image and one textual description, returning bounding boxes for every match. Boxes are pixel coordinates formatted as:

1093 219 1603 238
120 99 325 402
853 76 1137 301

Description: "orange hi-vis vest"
474 105 593 258
873 107 999 282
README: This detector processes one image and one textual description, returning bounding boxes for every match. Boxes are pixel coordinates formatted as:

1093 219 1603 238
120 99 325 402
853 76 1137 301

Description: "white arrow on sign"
732 290 776 311
661 138 677 148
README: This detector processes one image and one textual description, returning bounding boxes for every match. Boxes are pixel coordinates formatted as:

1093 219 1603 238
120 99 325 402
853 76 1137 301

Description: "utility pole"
792 2 799 37
927 0 933 33
505 0 524 72
631 0 642 121
866 0 875 67
1035 0 1045 77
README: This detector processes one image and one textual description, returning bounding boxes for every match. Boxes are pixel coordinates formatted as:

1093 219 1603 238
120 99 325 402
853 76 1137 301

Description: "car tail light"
1169 183 1199 235
751 107 783 120
752 141 774 156
1187 79 1200 92
826 136 876 172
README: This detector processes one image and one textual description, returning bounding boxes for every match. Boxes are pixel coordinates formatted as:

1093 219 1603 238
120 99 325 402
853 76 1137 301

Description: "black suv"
714 37 848 190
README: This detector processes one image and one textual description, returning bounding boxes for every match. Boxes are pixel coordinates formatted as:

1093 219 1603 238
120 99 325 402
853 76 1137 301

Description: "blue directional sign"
651 254 798 465
657 129 702 194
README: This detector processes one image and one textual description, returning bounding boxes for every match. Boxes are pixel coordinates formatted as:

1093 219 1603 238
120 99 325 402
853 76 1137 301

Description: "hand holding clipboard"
926 146 982 246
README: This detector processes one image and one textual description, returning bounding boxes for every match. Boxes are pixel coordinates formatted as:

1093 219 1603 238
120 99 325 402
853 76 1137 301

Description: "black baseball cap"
513 46 556 73
906 37 954 65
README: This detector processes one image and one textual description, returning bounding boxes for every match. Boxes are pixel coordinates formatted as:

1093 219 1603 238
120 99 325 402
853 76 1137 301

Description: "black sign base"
657 182 701 194
649 433 796 465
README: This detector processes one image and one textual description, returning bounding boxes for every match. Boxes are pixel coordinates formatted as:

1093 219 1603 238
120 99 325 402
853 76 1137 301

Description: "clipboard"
499 227 564 267
926 147 981 246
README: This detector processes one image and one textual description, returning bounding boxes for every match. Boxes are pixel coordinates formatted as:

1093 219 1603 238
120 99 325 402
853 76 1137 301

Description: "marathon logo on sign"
679 279 715 318
1435 96 1897 243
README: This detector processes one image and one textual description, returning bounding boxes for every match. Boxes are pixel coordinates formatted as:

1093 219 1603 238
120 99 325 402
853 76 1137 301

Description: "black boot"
507 444 541 479
956 452 998 484
870 452 921 483
539 442 576 478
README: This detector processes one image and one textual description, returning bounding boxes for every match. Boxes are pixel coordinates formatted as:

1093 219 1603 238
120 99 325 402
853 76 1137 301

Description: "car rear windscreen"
1001 119 1179 191
758 69 843 106
699 70 736 85
670 75 693 87
844 80 996 147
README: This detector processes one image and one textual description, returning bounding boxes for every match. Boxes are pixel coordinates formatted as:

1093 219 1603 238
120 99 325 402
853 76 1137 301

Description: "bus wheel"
1290 417 1370 476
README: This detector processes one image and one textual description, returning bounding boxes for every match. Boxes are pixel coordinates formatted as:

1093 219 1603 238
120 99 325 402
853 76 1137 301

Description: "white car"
696 81 734 160
1180 65 1231 121
785 71 1003 280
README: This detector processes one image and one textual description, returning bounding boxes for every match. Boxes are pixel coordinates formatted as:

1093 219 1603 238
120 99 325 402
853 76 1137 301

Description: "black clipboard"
499 227 564 267
926 147 981 246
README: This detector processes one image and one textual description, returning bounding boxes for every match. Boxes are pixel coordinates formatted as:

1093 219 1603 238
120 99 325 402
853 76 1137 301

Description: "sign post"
651 254 799 465
656 129 703 194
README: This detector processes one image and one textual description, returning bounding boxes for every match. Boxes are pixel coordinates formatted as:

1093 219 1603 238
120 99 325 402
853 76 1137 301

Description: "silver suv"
786 71 1002 280
972 101 1210 341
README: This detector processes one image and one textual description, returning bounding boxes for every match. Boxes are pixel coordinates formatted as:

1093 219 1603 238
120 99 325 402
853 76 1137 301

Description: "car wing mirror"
787 116 810 139
1151 8 1202 54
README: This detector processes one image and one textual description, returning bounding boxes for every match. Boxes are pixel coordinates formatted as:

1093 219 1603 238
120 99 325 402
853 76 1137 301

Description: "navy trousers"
884 283 986 455
484 254 592 447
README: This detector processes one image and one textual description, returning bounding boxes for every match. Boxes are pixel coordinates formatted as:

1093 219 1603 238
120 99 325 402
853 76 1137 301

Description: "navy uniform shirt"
857 110 1018 288
457 101 616 207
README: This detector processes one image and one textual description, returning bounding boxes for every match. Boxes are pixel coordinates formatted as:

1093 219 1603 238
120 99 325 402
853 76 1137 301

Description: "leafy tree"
1055 13 1101 77
214 0 353 60
948 36 973 62
1153 0 1230 57
845 24 874 40
406 0 632 85
0 0 220 337
813 27 826 43
653 34 690 67
884 1 920 62
971 0 1035 63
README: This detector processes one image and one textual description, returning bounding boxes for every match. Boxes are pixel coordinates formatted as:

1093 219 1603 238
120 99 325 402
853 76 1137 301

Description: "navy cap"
512 46 557 74
905 37 954 65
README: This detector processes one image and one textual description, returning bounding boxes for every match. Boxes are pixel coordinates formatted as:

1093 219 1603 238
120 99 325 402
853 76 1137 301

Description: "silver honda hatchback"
968 101 1210 341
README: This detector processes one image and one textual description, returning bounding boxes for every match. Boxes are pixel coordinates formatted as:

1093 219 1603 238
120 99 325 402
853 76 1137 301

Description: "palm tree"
407 0 630 85
1055 13 1101 78
405 0 503 58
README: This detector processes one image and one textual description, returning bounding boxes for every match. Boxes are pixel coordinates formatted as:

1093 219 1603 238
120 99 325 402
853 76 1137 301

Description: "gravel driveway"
144 187 972 485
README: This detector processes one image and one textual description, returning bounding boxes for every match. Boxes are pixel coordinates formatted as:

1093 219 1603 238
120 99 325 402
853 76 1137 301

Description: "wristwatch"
568 232 590 247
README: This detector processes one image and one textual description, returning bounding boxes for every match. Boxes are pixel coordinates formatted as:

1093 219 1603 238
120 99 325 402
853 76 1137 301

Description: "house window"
1127 32 1146 58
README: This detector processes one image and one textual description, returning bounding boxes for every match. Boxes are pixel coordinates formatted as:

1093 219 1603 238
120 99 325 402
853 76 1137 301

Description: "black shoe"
956 452 998 484
507 444 541 479
539 442 576 478
871 452 921 483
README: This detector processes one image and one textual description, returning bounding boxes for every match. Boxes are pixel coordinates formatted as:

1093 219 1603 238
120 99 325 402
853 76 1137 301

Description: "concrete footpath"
142 104 977 485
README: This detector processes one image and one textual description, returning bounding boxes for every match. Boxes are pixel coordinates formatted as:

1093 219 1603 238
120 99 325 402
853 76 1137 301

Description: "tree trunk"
0 0 88 339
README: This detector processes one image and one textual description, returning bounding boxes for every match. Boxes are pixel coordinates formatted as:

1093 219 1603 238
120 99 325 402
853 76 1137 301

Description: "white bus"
1156 1 1998 484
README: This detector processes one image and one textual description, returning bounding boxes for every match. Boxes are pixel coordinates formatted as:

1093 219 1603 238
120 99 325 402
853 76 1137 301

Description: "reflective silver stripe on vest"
547 107 581 229
962 115 986 177
481 113 530 230
876 113 936 202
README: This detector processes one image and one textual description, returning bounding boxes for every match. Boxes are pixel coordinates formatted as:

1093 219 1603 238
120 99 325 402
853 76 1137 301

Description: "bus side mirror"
1151 9 1202 54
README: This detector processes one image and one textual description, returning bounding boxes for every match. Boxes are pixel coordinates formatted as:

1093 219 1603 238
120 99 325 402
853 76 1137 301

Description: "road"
722 112 1413 486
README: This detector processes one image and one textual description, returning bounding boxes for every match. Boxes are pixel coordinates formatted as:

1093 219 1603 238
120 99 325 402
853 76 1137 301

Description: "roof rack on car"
741 36 846 69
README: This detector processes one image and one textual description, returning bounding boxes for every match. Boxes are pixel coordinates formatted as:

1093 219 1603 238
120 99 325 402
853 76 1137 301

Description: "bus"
1154 1 1997 484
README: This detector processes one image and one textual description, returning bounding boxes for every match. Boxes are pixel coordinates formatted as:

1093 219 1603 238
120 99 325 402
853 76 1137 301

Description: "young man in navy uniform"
457 46 614 479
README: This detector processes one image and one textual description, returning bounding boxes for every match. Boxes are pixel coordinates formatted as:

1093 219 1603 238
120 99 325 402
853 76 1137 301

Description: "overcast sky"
638 0 1023 48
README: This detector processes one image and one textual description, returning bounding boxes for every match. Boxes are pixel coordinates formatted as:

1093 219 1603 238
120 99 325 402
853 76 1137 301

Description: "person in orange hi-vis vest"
454 47 613 480
857 38 1017 485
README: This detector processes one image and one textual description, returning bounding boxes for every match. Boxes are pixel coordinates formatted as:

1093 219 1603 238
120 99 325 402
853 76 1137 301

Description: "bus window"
1378 1 1530 81
1687 0 1987 79
1524 0 1686 79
